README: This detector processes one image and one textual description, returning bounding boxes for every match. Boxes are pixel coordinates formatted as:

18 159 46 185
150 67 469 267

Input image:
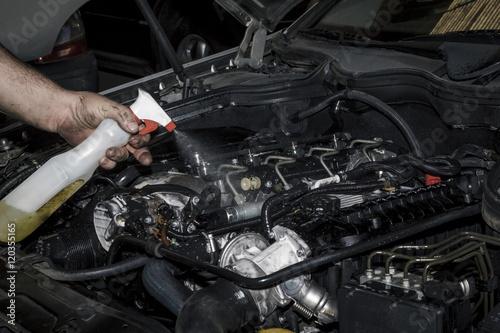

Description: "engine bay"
2 26 500 332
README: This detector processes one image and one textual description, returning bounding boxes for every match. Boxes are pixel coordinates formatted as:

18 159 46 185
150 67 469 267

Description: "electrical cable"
33 255 149 281
289 90 423 156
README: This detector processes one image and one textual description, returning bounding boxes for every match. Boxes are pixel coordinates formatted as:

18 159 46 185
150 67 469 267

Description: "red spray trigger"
133 114 159 135
129 89 176 135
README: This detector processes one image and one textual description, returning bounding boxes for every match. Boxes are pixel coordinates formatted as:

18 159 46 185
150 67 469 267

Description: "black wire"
400 155 461 177
290 89 423 156
34 255 149 281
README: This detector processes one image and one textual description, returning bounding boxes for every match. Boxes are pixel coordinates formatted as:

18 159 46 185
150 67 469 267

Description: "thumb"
107 103 140 134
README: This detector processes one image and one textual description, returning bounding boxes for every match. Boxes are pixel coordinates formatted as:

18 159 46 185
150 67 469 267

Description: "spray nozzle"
129 88 176 135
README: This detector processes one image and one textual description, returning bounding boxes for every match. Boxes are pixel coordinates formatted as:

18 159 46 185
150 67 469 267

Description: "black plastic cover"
339 281 445 333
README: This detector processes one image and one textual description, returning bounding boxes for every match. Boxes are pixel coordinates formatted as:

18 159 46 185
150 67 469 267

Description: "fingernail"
127 121 139 132
107 148 116 157
139 154 153 165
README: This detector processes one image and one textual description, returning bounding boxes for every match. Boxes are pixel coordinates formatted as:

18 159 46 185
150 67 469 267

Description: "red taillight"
35 11 87 64
35 37 87 64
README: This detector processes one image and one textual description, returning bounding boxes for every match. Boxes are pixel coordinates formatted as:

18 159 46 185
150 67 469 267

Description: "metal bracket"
234 20 267 70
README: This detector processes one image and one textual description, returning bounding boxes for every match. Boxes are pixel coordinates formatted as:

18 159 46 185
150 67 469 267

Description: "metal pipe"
264 156 296 189
402 257 434 280
427 234 500 257
319 151 339 177
347 140 380 149
362 143 381 162
306 147 338 156
217 164 248 203
422 243 486 282
403 242 480 280
391 232 500 253
366 250 415 271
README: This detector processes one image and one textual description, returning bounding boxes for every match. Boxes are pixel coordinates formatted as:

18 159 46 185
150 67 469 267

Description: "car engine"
2 19 500 333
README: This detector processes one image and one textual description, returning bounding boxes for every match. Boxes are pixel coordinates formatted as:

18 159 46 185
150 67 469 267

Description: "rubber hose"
401 155 461 176
176 278 259 333
106 235 151 265
201 184 222 208
452 144 487 159
262 183 309 237
459 157 492 169
142 259 193 316
33 255 149 281
290 90 423 156
186 184 222 224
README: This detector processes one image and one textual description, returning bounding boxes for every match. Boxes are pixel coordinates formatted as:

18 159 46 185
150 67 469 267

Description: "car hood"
214 0 305 31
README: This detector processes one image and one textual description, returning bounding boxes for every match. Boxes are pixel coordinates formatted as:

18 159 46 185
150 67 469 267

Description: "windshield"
314 0 500 41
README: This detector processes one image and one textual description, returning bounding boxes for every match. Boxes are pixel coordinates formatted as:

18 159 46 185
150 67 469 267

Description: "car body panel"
0 0 89 61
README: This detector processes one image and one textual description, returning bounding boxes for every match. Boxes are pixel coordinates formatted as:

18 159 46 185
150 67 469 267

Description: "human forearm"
0 44 73 132
0 44 152 168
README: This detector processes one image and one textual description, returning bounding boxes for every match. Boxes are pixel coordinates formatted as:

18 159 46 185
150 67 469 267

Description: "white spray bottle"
0 89 175 242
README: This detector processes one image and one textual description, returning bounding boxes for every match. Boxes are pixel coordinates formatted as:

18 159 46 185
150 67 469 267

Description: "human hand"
56 91 152 169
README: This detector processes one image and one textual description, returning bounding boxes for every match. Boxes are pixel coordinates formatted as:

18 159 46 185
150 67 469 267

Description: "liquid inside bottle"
0 180 84 242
